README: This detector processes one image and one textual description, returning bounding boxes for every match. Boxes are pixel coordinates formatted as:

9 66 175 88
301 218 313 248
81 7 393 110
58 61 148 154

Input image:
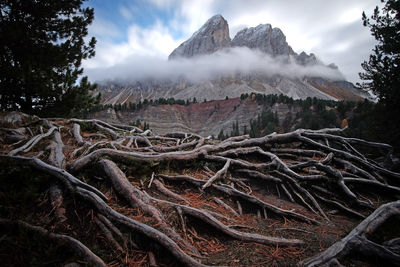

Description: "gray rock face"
168 15 231 59
231 24 294 56
295 51 319 66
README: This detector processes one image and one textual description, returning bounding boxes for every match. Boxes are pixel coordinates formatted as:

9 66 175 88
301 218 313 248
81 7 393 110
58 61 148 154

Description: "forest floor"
0 112 399 266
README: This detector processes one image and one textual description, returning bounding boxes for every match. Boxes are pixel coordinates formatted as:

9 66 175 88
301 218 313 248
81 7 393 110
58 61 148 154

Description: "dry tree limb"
165 132 190 139
302 131 392 155
94 122 119 140
70 118 127 140
280 183 295 203
148 172 155 188
289 159 368 208
96 159 200 255
72 123 88 145
97 214 132 249
236 200 243 215
213 197 240 217
5 152 205 266
273 171 328 220
8 125 57 156
334 157 379 181
217 147 325 181
235 169 283 183
49 184 67 223
159 174 319 225
343 177 400 195
148 135 179 142
76 187 207 267
0 218 106 267
69 148 207 172
151 139 199 153
152 179 189 204
94 217 124 252
275 228 314 235
70 118 125 132
202 159 231 190
195 138 205 149
297 134 400 180
97 159 164 222
314 194 365 219
146 193 304 247
47 130 65 169
107 122 142 133
383 238 400 255
303 127 348 134
148 251 158 267
222 134 250 143
176 206 187 235
70 130 309 173
270 148 326 158
286 183 318 215
125 136 134 148
1 155 107 201
1 127 27 143
140 129 152 136
301 200 400 267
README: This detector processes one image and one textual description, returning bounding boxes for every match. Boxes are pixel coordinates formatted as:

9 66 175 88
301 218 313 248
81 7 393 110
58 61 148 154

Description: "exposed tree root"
0 218 106 267
301 200 400 266
1 115 400 266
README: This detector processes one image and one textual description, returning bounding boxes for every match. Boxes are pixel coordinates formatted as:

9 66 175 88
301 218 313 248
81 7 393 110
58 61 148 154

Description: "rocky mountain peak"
231 24 294 56
295 51 319 66
168 14 231 59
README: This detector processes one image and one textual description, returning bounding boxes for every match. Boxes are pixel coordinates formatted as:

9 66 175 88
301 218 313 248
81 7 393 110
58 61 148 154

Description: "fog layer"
86 47 345 84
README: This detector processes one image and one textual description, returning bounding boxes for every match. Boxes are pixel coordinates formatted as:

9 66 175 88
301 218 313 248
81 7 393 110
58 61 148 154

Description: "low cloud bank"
85 47 345 84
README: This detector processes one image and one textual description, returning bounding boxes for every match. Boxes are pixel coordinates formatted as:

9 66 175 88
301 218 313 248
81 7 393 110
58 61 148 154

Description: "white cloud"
84 21 182 69
86 47 344 83
85 0 383 83
119 5 132 20
88 17 122 40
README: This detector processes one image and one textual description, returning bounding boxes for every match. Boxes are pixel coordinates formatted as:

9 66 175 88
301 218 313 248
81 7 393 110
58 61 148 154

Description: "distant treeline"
86 93 375 143
218 93 373 140
88 97 203 113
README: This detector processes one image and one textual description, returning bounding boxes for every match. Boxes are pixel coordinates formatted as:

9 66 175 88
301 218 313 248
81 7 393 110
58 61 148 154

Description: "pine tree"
0 0 98 116
217 129 225 140
243 125 248 135
358 0 400 152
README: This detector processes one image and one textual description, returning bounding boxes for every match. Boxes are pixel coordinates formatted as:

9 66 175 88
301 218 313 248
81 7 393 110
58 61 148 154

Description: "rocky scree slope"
90 96 340 137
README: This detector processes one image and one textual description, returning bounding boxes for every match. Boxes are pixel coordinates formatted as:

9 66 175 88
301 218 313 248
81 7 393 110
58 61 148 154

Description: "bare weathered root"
0 218 106 267
2 115 400 266
301 200 400 266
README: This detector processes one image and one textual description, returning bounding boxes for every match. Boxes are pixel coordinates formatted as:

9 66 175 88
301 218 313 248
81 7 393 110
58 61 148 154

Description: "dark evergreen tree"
0 0 98 116
217 129 225 140
358 0 400 152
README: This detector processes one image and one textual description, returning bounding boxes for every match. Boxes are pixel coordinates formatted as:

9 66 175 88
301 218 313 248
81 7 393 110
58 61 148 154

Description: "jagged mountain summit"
98 14 367 105
168 14 324 67
231 24 294 57
169 15 231 59
169 14 297 58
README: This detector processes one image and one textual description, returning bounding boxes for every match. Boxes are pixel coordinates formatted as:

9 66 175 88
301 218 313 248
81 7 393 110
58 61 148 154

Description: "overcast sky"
84 0 382 83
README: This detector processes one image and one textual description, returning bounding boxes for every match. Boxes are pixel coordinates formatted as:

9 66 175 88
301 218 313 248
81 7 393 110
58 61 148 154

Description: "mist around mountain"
88 46 344 84
90 14 366 104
